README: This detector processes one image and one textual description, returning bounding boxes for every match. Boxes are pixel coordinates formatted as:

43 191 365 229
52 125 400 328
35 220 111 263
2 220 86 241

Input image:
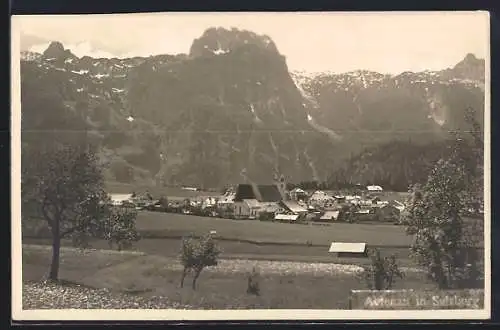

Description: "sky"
13 11 489 74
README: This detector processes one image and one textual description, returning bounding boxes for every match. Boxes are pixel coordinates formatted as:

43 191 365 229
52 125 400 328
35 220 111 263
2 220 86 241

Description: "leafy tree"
158 196 169 209
403 108 483 289
103 207 141 251
340 204 359 223
22 144 140 281
363 249 404 290
179 234 221 290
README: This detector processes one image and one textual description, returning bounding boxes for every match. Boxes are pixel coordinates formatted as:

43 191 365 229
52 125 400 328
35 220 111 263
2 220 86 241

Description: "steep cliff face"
291 60 485 156
21 28 333 187
20 28 485 189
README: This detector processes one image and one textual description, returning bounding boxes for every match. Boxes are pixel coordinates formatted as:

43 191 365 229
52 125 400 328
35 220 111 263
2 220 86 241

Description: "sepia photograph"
11 11 490 320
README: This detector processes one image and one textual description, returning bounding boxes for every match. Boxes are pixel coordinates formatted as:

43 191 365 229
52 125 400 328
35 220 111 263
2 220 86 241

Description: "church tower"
273 170 289 201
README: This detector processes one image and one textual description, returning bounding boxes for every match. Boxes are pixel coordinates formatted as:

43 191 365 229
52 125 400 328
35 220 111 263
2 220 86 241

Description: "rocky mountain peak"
42 41 77 61
463 52 479 62
450 53 485 82
189 27 279 58
21 32 484 189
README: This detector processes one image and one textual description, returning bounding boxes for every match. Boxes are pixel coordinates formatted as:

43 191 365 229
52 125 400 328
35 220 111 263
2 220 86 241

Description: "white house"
275 214 299 222
109 193 133 206
289 187 307 201
308 190 335 206
203 197 218 208
390 200 406 212
320 210 340 222
218 192 235 206
367 185 383 192
279 200 308 216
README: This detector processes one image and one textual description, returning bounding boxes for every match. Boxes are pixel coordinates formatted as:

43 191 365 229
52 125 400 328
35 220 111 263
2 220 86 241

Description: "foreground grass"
23 281 192 310
22 245 433 309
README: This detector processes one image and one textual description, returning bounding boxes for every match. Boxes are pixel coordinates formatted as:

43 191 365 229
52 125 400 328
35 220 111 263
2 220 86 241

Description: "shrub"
363 249 404 290
258 212 274 221
247 266 261 296
103 207 141 251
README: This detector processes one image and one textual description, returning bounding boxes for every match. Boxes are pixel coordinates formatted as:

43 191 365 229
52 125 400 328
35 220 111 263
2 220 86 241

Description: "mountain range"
20 27 485 190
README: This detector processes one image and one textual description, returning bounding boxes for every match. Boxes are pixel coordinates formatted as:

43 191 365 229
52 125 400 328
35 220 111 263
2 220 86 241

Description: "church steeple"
273 169 289 201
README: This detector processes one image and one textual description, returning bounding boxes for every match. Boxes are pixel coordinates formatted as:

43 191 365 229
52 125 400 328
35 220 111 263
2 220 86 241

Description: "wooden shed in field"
328 242 368 258
274 213 300 223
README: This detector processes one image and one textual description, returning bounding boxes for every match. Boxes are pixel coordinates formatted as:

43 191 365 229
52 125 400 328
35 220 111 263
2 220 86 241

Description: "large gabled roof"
233 184 256 201
257 184 282 202
234 183 282 202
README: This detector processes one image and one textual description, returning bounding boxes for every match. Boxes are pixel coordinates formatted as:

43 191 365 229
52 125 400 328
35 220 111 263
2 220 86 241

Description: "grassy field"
22 245 433 309
22 211 483 267
23 236 414 266
105 181 221 198
134 211 413 246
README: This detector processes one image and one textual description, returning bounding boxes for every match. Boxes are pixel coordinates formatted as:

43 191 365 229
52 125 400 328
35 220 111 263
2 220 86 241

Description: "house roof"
281 200 307 213
380 204 402 212
329 242 367 253
234 184 282 203
320 211 340 220
275 214 299 221
261 203 280 213
257 184 283 202
109 193 133 202
234 184 256 201
243 199 262 209
310 190 334 200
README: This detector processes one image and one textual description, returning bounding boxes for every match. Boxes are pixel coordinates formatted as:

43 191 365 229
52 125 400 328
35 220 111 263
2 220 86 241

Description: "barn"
328 242 368 258
319 210 340 222
274 214 300 223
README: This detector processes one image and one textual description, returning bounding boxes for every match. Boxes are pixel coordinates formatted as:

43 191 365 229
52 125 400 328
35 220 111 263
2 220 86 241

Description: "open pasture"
135 211 413 246
22 245 432 309
105 181 222 199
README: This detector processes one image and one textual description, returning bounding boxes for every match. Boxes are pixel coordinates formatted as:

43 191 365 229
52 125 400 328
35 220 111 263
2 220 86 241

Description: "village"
108 181 407 226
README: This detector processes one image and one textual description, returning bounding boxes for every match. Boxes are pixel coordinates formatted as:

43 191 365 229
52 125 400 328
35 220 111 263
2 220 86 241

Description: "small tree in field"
22 144 141 281
179 234 221 290
363 249 404 290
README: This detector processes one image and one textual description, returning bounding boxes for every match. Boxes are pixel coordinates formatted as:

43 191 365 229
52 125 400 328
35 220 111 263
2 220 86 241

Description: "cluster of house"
227 184 406 223
108 183 407 224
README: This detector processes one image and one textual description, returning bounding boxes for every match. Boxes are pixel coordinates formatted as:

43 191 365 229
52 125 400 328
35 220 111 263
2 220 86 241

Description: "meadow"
22 245 433 309
23 210 483 265
23 210 416 266
134 211 413 246
21 195 483 309
105 181 222 198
